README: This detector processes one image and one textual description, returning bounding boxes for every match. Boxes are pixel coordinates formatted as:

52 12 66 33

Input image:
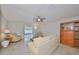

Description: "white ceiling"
1 4 79 24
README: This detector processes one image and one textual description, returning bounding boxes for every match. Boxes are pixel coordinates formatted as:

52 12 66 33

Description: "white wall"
1 17 8 33
40 22 60 39
0 6 8 33
40 16 79 40
8 21 28 38
0 7 1 33
7 16 79 40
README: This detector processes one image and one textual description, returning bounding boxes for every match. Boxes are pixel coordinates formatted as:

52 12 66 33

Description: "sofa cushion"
33 37 43 46
28 35 59 54
33 36 52 47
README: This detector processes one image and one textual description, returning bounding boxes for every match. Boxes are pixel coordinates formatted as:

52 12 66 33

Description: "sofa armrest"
28 42 39 54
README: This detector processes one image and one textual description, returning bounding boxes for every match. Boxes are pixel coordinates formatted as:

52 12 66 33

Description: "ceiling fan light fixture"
37 18 41 22
35 16 46 22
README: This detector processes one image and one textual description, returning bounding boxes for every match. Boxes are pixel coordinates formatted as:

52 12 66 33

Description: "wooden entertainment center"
60 20 79 48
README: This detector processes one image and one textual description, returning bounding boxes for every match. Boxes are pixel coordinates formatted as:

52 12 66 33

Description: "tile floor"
0 40 30 55
52 44 79 55
0 40 79 55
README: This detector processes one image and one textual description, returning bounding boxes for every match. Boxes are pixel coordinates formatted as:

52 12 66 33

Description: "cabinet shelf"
60 20 79 48
74 26 79 27
75 38 79 40
74 31 79 32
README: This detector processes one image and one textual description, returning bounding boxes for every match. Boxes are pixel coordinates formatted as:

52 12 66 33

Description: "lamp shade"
4 30 10 33
1 33 5 39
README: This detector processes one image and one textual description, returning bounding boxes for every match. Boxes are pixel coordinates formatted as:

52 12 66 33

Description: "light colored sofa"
28 35 59 55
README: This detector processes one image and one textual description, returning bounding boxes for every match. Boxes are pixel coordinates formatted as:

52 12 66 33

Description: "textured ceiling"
1 4 79 24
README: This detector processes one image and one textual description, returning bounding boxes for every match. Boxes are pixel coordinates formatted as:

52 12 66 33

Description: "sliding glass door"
24 26 33 43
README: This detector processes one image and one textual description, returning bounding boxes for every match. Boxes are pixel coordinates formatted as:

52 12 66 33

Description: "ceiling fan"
35 16 46 22
33 16 46 30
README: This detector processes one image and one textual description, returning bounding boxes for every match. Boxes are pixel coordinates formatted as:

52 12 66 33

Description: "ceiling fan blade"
42 18 45 20
34 16 46 22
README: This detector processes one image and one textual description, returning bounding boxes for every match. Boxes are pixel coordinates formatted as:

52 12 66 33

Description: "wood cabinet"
60 21 79 48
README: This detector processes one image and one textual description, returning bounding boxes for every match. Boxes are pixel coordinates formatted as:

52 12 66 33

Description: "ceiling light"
35 16 45 22
37 18 41 22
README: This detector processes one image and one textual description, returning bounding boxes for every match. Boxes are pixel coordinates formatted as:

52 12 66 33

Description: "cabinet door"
74 40 79 48
66 31 74 46
60 31 74 47
60 31 67 44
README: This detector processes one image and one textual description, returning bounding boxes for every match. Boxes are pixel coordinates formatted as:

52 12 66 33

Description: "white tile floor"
0 40 79 55
0 40 30 55
52 44 79 55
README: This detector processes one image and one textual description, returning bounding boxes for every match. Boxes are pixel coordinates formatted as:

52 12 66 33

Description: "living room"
0 4 79 55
